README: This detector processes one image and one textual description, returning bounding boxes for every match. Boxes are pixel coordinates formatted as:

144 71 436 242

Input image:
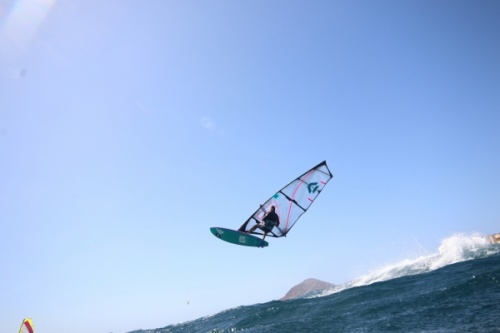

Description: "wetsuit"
262 211 279 232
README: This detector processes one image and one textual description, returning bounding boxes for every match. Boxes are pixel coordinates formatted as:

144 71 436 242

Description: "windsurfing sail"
238 161 333 238
18 318 34 333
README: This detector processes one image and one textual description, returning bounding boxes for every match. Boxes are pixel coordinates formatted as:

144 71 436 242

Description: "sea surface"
132 234 500 333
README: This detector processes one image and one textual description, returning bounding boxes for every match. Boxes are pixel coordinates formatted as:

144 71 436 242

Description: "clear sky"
1 1 499 332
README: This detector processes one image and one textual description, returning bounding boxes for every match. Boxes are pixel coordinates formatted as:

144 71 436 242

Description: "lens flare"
0 0 56 57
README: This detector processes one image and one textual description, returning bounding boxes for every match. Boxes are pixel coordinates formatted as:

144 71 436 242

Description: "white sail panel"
240 161 333 237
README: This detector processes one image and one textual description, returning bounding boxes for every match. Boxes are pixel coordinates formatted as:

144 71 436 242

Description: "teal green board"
210 227 269 248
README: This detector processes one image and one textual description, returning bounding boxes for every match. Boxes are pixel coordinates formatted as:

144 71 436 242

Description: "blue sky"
1 1 499 332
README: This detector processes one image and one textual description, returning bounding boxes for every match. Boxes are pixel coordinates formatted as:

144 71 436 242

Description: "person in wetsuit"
247 205 280 240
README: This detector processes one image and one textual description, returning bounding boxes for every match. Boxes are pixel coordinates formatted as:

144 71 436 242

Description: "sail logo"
308 182 319 194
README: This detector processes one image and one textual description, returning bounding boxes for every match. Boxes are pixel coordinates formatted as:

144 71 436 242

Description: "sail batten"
240 161 333 238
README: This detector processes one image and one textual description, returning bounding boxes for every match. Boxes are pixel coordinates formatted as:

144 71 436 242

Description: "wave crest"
313 233 499 298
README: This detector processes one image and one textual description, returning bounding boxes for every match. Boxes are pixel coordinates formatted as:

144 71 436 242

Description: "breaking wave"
313 233 499 298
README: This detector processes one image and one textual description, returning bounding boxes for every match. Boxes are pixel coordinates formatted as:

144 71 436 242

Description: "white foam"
313 233 498 298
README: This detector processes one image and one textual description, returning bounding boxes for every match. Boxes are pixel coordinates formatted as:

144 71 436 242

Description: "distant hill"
280 278 335 300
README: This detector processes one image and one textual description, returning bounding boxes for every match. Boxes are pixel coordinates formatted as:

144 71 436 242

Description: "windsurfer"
247 205 280 240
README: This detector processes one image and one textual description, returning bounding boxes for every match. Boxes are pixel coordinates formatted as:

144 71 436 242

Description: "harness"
263 219 277 232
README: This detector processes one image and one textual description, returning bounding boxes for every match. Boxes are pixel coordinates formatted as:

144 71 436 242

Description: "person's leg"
247 224 259 233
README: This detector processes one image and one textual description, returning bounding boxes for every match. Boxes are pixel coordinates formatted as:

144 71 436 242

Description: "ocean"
132 234 500 333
